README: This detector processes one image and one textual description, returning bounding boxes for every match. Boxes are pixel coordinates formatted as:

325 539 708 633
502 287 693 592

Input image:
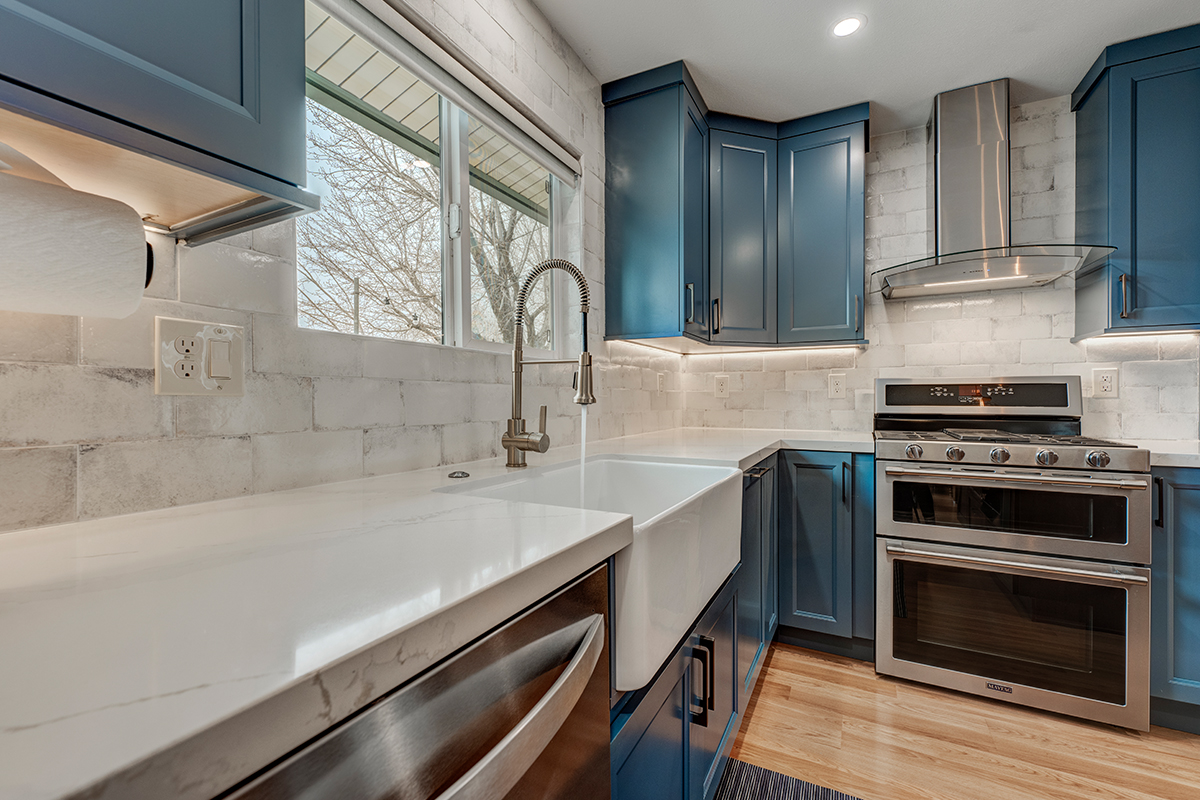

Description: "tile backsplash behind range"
681 95 1200 440
0 0 684 533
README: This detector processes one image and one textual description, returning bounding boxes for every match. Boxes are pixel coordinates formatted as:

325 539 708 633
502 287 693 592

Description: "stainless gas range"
873 376 1152 730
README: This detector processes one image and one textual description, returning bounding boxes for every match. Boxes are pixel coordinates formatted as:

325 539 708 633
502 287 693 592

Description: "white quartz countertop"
0 426 868 800
1131 440 1200 469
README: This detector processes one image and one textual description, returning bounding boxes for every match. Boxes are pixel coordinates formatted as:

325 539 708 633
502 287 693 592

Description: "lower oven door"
877 461 1152 563
876 538 1150 730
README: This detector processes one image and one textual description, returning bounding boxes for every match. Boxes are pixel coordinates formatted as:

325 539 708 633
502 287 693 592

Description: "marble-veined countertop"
0 427 871 800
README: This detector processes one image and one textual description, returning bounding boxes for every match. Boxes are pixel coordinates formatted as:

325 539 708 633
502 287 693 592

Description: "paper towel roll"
0 171 147 319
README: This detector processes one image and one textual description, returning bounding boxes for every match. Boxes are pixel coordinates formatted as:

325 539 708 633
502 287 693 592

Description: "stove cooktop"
874 429 1149 472
876 429 1137 448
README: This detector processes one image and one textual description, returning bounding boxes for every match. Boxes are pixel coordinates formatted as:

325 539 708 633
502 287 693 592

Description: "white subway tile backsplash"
177 373 313 437
0 447 76 532
0 311 78 363
252 430 364 493
179 243 295 315
363 425 441 476
79 436 253 519
313 377 405 431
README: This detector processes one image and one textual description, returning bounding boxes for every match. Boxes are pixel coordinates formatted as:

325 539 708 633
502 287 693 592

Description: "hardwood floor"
730 643 1200 800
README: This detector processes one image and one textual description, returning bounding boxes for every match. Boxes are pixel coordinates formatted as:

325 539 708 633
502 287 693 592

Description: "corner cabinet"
778 451 875 653
738 456 778 710
709 126 777 344
1073 24 1200 337
603 62 868 350
0 0 306 186
777 119 867 344
612 571 739 800
1150 467 1200 734
604 63 710 341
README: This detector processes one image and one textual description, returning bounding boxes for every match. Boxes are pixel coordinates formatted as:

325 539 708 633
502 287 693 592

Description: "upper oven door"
876 461 1151 563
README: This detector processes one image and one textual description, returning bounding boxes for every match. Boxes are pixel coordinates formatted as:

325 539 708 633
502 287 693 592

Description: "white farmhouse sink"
437 455 742 690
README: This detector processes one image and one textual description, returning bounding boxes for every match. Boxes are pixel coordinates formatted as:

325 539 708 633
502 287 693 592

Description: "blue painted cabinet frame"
611 571 739 800
1150 467 1200 734
737 455 777 715
604 64 710 341
0 0 307 187
1073 25 1200 337
777 122 867 344
709 129 777 344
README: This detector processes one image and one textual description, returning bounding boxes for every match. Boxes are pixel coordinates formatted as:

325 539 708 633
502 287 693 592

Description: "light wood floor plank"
731 643 1200 800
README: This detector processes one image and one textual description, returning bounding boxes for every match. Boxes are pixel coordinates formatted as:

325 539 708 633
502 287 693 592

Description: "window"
299 4 575 354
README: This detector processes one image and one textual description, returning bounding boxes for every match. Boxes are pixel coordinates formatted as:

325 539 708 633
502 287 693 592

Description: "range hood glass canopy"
872 244 1116 299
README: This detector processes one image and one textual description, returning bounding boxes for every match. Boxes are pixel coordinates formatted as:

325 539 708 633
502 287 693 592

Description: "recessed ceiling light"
832 14 866 37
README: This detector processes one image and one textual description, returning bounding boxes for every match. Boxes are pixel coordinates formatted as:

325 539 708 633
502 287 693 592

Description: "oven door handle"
885 544 1149 585
883 466 1148 491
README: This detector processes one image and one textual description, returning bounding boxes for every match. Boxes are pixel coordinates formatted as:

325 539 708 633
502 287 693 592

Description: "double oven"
873 377 1152 730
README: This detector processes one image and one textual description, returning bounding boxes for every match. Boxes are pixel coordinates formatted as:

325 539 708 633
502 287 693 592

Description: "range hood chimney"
873 78 1112 299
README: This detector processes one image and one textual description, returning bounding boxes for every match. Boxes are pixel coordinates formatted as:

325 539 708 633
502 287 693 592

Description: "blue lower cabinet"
738 456 777 711
1151 467 1200 733
612 572 739 800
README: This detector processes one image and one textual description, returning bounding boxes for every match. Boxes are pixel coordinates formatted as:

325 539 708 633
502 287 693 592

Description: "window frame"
302 73 569 359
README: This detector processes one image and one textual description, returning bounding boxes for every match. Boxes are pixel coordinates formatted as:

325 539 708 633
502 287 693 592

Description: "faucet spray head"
574 351 596 405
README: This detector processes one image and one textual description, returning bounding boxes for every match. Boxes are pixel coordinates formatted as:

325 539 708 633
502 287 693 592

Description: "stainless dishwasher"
223 566 610 800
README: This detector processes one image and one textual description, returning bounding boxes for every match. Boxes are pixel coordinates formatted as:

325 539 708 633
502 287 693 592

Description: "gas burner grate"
942 428 1030 443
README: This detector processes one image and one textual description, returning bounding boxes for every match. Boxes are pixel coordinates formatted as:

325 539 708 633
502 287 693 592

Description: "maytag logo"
986 682 1014 694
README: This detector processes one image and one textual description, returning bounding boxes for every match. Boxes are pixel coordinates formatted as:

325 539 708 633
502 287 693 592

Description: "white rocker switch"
209 340 233 380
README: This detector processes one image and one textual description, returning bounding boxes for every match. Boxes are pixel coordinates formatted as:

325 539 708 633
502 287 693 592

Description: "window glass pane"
467 116 552 348
300 6 445 343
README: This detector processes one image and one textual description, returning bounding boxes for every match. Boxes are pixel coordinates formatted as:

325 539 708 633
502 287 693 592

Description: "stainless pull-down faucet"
502 259 596 468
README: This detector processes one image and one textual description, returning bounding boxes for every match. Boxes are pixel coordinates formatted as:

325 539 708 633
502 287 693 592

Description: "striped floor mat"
714 759 867 800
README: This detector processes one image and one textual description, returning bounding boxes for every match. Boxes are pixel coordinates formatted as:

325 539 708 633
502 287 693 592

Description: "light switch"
209 340 232 380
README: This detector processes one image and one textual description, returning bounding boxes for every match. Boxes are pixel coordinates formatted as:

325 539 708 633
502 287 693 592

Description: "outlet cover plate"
829 373 847 399
1092 367 1119 398
155 316 244 396
715 374 730 398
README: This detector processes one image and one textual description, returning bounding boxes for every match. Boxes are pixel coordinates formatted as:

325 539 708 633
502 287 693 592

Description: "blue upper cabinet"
604 63 710 341
0 0 306 187
708 122 777 344
777 111 867 345
1074 24 1200 337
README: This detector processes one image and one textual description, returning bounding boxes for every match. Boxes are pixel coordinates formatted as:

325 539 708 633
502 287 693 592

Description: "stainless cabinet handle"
685 283 695 324
885 544 1148 585
883 466 1147 491
690 644 710 727
1119 273 1130 319
698 635 716 711
712 298 721 335
435 614 605 800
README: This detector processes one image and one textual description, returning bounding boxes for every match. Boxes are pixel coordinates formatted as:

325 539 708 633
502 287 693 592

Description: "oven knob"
1036 449 1059 467
990 447 1011 464
945 445 965 462
905 444 924 459
1086 450 1111 468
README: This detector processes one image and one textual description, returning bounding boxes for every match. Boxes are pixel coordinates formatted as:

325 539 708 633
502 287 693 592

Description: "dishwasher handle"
436 613 605 800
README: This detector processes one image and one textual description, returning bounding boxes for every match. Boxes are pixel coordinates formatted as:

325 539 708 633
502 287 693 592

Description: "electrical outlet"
657 372 665 393
155 317 245 396
715 374 730 398
1093 367 1119 398
829 373 847 399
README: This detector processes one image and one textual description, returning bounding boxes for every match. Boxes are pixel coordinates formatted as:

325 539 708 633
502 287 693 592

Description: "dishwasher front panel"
224 565 610 800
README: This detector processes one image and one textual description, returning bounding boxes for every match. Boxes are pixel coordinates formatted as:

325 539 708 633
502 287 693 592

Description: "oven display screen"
885 383 1069 407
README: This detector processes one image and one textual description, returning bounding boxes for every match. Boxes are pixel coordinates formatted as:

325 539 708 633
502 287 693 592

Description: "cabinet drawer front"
1152 468 1200 705
0 0 305 185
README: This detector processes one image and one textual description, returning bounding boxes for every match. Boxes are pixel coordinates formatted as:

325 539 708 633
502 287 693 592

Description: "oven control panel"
888 382 1065 408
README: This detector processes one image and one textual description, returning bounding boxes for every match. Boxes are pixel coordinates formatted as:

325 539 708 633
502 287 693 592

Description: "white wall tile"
179 242 294 315
176 373 312 437
313 377 404 430
0 311 78 363
0 447 77 532
253 430 364 493
364 425 442 476
253 314 363 377
79 436 253 519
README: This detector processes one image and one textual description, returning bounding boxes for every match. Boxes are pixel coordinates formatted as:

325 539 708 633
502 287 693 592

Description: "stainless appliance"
223 566 611 800
874 377 1152 730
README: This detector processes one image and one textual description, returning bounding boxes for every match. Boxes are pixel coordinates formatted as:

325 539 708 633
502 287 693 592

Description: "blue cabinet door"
1151 468 1200 709
689 582 738 800
777 123 866 344
738 470 765 701
0 0 305 186
709 130 777 343
605 82 708 340
779 451 853 638
612 668 689 800
852 455 875 641
762 459 779 642
1107 50 1200 329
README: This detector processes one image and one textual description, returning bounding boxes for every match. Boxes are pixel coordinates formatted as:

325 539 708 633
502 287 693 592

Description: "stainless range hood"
873 79 1112 300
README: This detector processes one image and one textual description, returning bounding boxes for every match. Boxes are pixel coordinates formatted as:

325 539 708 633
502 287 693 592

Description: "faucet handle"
538 405 548 434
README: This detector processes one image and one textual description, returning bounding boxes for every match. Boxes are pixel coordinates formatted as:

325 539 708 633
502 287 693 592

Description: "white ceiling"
531 0 1200 133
